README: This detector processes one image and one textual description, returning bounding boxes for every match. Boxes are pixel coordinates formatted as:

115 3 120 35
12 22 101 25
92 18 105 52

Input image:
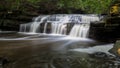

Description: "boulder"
109 40 120 56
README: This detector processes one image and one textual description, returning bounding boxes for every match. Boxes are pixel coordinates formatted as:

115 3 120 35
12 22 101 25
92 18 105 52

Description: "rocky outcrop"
89 17 120 43
0 9 39 31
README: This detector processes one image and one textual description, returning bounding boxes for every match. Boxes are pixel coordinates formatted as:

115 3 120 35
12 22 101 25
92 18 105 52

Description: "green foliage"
57 0 114 14
27 0 41 4
0 0 115 14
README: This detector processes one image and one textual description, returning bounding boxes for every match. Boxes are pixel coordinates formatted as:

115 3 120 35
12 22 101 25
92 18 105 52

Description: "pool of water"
0 31 119 68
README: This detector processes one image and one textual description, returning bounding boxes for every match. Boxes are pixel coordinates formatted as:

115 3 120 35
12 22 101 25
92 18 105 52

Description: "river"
0 31 119 68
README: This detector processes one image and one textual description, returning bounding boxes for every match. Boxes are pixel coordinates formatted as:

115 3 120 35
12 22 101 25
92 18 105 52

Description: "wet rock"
90 52 108 58
109 40 120 56
117 48 120 55
0 57 9 67
89 17 120 43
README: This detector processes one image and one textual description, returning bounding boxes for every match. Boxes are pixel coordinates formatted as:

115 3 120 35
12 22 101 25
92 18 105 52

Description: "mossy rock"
109 40 120 56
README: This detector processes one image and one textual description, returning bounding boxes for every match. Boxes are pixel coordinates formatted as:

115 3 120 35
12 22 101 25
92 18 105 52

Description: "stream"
0 31 120 68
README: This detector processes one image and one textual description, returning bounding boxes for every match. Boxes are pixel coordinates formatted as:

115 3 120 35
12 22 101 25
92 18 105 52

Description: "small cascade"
20 23 31 32
30 16 49 33
19 14 100 38
69 24 90 38
20 15 49 33
43 23 48 33
51 23 67 35
79 24 90 37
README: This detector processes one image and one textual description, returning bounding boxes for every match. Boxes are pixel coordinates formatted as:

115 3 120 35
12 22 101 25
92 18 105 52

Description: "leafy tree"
0 0 115 14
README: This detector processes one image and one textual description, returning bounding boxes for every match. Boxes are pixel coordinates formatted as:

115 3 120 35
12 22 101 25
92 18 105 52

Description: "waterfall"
51 23 67 35
20 15 49 33
68 15 99 38
30 16 49 33
20 23 31 32
43 23 48 33
69 24 90 38
19 14 100 38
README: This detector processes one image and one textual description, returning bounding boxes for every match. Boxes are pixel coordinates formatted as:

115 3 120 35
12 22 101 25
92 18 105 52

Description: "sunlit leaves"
56 0 113 13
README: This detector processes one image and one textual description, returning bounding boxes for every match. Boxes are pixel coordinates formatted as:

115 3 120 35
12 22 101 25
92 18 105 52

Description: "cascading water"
68 15 99 38
20 15 49 33
51 23 67 35
43 23 48 33
20 23 31 32
69 24 90 38
19 14 100 38
30 15 49 33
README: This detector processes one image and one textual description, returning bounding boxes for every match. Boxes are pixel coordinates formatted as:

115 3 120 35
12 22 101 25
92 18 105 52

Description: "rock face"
0 10 37 31
89 17 120 42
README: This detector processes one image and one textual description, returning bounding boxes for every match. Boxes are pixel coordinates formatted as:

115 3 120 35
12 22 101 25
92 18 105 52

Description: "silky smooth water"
0 31 119 68
20 14 100 38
